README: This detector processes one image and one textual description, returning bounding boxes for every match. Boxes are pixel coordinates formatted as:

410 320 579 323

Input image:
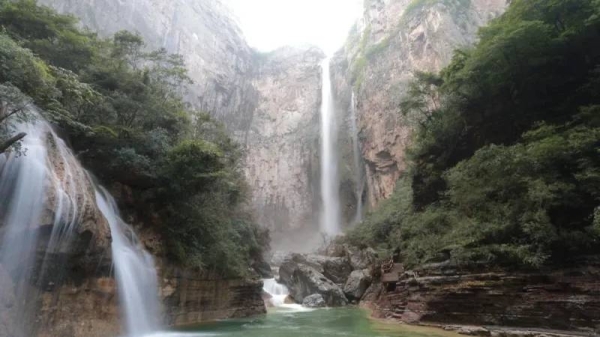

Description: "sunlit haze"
223 0 363 54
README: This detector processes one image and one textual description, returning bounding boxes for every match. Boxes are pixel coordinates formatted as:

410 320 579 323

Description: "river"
176 307 461 337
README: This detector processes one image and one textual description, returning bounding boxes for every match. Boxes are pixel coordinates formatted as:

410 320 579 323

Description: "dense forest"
0 0 268 277
348 0 600 269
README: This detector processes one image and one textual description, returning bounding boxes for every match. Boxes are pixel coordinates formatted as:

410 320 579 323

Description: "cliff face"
244 47 324 240
39 0 325 238
35 261 266 337
37 0 258 136
331 0 508 209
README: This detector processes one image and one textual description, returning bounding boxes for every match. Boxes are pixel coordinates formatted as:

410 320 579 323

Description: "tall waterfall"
0 110 161 337
320 58 341 236
349 92 364 224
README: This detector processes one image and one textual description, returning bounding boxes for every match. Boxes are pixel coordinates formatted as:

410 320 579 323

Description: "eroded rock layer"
363 264 600 334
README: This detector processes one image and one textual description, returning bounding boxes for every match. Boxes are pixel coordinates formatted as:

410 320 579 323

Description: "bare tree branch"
0 132 26 154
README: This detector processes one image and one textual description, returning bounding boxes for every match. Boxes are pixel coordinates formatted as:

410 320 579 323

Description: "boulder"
304 254 353 284
345 246 377 270
302 294 326 308
343 269 372 301
281 253 353 285
279 258 348 307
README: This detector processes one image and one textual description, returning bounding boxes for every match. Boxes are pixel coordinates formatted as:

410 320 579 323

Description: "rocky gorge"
1 0 599 336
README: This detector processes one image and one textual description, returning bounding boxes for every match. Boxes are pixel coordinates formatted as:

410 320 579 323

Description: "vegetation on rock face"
0 0 268 277
348 0 600 269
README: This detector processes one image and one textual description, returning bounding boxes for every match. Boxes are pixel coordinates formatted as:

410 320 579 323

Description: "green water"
178 307 460 337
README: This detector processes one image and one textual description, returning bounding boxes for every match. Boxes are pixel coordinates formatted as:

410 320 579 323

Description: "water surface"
178 307 461 337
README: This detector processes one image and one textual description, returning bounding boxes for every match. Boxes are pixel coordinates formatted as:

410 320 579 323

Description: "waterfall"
320 58 341 236
96 188 161 336
349 92 364 224
0 110 161 337
262 278 309 312
263 278 291 307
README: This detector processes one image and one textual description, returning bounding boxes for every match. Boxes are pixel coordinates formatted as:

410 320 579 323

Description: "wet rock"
343 269 372 301
302 294 326 308
280 257 348 307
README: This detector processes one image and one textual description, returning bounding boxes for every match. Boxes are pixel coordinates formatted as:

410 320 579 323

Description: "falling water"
96 188 161 336
0 109 161 337
262 278 310 312
320 58 341 236
263 278 291 307
349 92 365 224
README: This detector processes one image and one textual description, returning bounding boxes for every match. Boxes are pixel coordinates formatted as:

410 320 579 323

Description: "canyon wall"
39 0 324 237
37 0 259 136
331 0 508 209
244 47 324 241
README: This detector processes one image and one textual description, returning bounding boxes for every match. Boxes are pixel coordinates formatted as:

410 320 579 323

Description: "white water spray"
349 92 364 224
262 278 311 312
320 58 341 236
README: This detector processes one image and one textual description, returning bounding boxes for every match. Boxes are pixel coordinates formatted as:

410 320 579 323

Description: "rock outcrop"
35 266 266 337
161 269 266 326
279 255 348 306
331 0 509 210
343 269 372 301
362 263 600 334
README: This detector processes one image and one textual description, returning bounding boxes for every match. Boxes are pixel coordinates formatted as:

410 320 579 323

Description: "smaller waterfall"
320 57 341 236
96 187 161 337
263 278 291 307
349 92 365 224
0 109 162 337
262 278 309 311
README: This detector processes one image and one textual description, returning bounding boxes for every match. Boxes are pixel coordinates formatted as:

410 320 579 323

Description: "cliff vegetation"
347 0 600 269
0 0 268 277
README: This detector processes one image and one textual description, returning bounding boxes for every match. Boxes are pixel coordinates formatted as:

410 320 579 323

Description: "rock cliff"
37 0 259 135
39 0 325 238
244 47 324 241
331 0 508 210
35 260 266 337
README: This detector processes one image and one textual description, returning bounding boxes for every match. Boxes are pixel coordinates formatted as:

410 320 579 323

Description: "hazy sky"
223 0 363 54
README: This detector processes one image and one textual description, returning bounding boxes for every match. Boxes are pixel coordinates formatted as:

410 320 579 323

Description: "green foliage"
0 0 266 276
349 0 600 269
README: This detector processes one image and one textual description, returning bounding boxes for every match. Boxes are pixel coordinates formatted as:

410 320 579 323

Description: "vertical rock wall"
37 0 259 137
331 0 508 209
244 47 324 242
